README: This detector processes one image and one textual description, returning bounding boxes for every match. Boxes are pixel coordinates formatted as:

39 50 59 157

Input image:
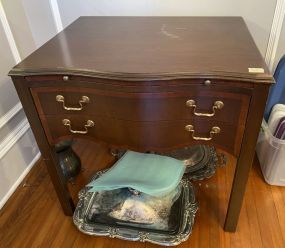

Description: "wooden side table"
9 17 274 232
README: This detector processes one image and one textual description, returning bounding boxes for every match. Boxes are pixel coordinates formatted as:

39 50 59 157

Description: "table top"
10 16 273 83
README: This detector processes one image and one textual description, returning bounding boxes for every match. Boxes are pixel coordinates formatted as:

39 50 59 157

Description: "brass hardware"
204 80 211 85
63 76 69 81
62 119 94 134
185 124 221 141
56 95 90 111
186 99 224 117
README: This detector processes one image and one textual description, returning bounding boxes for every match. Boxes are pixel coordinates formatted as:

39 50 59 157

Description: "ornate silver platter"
182 146 226 181
166 145 207 173
73 171 198 246
110 146 227 181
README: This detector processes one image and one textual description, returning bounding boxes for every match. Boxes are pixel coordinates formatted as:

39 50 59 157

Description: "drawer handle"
56 95 90 111
62 119 94 134
185 125 221 141
186 100 224 117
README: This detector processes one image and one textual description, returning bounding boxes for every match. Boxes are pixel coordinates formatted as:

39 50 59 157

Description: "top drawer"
31 87 250 124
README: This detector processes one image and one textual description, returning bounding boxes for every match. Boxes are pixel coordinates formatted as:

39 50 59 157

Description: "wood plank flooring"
0 140 285 248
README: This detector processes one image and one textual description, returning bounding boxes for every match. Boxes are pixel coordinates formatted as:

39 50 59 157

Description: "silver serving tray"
163 145 226 180
73 171 198 246
166 145 206 172
111 146 226 179
186 146 221 181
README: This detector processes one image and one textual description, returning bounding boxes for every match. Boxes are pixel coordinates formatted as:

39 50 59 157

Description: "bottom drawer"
41 115 244 155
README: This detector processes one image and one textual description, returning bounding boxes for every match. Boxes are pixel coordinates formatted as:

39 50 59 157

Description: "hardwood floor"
0 140 285 248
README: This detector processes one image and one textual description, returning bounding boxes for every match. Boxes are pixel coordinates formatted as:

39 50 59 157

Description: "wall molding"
265 0 285 71
0 115 41 210
0 1 24 131
0 1 21 63
0 0 40 211
49 0 63 32
0 151 41 210
0 118 30 160
0 102 23 129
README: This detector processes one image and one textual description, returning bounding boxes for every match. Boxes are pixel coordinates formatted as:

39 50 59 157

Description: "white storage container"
256 119 285 186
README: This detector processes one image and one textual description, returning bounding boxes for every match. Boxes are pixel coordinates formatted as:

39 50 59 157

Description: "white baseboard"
0 152 41 210
0 115 41 210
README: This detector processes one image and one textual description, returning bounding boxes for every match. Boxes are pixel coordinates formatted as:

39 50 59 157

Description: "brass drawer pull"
186 99 224 117
62 119 94 134
185 124 221 141
56 95 90 111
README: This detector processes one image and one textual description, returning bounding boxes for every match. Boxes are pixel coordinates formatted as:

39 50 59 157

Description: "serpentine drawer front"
40 114 243 154
9 17 274 232
31 85 250 124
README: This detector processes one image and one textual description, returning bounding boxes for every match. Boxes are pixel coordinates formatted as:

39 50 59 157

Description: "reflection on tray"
73 146 227 246
73 170 198 246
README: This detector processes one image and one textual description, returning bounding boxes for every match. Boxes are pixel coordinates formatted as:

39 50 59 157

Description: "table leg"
13 77 74 215
224 84 269 231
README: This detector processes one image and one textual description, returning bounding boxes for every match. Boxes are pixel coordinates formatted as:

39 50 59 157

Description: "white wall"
0 19 19 116
56 0 277 56
1 0 35 58
0 0 57 209
21 0 57 48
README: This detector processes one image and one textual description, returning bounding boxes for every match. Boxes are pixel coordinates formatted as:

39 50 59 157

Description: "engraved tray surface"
73 170 198 246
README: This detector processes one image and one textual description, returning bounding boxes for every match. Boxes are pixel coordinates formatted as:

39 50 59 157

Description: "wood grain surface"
31 86 250 123
29 79 251 156
41 115 243 156
9 17 273 83
1 140 284 248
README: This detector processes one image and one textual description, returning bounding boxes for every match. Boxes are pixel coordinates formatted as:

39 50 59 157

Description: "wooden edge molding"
8 68 274 83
